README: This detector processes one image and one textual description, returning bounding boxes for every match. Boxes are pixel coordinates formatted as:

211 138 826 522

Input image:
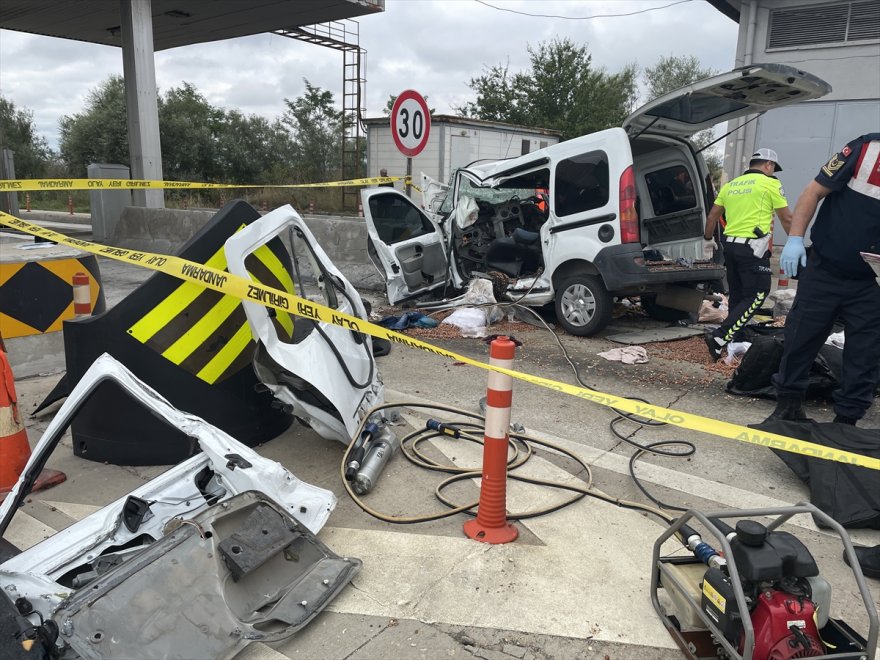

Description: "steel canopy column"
121 0 164 208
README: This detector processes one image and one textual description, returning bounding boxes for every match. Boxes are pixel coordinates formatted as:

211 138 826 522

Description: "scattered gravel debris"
645 336 738 376
378 298 752 383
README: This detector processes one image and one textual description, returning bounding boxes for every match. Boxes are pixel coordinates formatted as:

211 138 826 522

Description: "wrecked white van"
0 355 357 659
363 64 831 335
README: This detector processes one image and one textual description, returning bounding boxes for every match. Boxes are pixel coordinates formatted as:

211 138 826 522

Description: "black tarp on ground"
39 201 292 465
756 418 880 529
726 325 844 400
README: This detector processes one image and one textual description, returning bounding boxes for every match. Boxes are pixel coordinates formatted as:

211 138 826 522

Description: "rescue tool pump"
345 417 399 495
652 503 877 660
353 424 399 495
345 422 378 481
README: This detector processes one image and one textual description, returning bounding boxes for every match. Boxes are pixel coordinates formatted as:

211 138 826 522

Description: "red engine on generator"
699 519 831 658
654 504 873 660
747 588 824 659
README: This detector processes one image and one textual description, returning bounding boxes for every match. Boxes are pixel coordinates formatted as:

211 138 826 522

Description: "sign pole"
390 90 431 200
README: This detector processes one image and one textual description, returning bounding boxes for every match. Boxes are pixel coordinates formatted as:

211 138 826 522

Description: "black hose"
343 402 674 526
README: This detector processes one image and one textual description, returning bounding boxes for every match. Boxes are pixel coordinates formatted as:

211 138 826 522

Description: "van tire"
554 274 612 336
639 294 690 322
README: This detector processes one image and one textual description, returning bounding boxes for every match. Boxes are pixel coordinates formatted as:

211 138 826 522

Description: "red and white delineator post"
72 272 91 317
463 336 518 544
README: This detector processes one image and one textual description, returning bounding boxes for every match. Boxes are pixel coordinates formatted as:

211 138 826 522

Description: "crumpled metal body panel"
224 205 384 444
57 491 360 660
0 354 348 657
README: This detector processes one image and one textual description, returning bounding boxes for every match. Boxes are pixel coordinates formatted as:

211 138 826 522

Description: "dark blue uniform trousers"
715 241 771 344
772 263 880 419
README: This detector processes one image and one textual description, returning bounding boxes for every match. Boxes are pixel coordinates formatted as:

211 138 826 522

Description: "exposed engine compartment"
452 193 548 279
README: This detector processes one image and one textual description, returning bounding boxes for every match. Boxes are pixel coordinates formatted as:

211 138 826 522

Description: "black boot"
833 414 857 425
703 330 724 362
843 545 880 580
764 396 808 422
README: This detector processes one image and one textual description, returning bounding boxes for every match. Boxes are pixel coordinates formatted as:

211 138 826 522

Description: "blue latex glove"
780 236 807 278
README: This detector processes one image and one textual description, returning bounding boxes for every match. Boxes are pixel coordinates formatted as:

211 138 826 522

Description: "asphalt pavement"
6 239 880 660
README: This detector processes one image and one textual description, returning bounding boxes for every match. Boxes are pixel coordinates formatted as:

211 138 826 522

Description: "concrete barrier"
110 205 385 291
18 209 92 226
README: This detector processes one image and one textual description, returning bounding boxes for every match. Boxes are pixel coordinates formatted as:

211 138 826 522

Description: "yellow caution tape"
0 176 408 192
127 230 295 385
2 211 877 472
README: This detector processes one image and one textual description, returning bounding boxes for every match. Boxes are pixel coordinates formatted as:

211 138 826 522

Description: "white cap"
751 147 783 172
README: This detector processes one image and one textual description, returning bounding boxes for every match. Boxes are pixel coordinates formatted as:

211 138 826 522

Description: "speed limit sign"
391 90 431 158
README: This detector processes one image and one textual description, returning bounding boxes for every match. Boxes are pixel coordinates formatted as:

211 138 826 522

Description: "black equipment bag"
726 326 842 400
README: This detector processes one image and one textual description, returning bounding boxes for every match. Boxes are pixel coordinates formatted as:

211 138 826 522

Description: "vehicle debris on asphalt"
1 354 359 659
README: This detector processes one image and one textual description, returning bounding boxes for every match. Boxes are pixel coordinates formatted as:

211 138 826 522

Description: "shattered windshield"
455 172 535 207
438 175 455 215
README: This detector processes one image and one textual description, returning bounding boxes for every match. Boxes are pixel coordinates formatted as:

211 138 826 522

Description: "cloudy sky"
0 0 739 149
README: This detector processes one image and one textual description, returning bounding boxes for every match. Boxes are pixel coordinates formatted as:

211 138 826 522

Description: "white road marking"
393 394 877 546
236 643 289 659
5 510 57 551
42 500 101 520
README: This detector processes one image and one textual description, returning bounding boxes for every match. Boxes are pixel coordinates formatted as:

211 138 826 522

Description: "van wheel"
554 274 612 336
639 294 690 322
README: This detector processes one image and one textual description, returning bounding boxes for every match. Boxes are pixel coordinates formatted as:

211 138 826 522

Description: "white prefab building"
709 0 880 240
364 115 561 189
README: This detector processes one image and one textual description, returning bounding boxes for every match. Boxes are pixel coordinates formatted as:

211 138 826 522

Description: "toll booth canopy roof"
0 0 383 51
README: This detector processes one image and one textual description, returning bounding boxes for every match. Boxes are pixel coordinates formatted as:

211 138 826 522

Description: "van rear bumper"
594 243 726 292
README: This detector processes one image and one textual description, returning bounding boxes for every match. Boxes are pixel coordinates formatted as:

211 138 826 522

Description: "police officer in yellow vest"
703 148 793 360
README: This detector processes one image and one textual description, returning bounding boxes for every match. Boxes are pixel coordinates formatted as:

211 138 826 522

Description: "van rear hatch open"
623 63 832 140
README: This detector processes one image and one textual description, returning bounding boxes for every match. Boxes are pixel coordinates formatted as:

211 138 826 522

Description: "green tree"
529 39 638 138
457 64 530 124
59 75 129 175
282 80 342 183
383 94 436 117
643 54 715 101
0 96 52 177
643 55 721 182
458 38 637 140
159 82 225 181
57 76 299 185
217 111 294 184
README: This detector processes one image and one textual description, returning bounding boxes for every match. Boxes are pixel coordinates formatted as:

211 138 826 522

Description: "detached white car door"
361 187 449 304
224 206 383 444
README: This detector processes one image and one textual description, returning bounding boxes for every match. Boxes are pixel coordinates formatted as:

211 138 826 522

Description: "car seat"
483 228 542 277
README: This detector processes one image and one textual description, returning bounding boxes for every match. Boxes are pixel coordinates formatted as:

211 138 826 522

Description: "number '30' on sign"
391 90 431 158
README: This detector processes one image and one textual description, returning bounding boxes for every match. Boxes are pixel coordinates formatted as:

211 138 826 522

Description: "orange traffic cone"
0 349 66 501
777 266 789 289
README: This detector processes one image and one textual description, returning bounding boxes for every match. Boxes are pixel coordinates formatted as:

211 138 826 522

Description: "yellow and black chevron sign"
127 232 295 385
0 255 105 338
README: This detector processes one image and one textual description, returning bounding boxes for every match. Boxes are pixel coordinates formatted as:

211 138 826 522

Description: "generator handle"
652 507 756 658
652 502 878 660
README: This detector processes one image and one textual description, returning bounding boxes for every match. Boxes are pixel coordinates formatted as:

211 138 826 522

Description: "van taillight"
619 165 640 244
